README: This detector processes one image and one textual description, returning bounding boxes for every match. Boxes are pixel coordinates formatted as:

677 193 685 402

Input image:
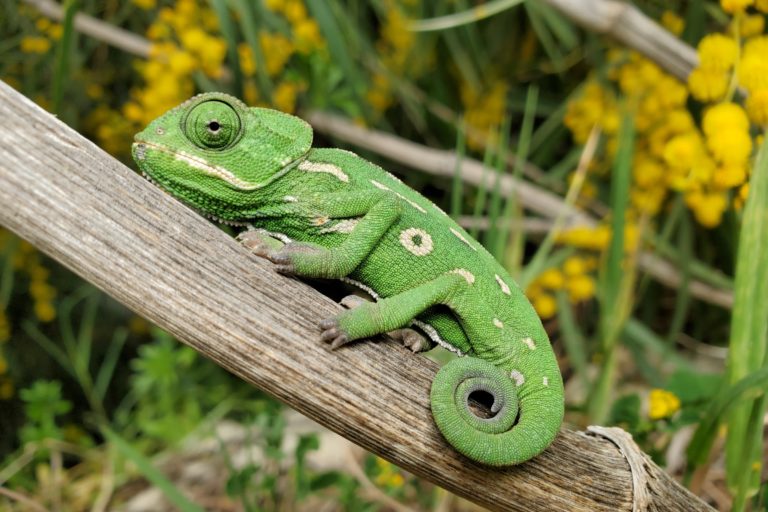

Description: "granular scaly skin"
132 92 564 466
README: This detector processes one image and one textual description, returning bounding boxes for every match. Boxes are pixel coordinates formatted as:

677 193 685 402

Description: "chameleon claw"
319 318 352 349
389 328 432 353
340 294 369 309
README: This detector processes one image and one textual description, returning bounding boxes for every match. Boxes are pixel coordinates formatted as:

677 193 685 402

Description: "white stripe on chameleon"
509 370 525 387
370 180 427 213
450 227 477 251
298 160 349 182
411 319 465 356
449 268 475 285
284 196 297 202
543 376 549 387
493 318 504 329
495 274 511 295
522 337 536 350
339 277 380 300
319 219 359 234
400 228 433 256
312 216 330 226
174 151 259 189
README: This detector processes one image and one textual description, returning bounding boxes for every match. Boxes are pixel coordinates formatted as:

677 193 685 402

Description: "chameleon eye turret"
134 93 564 466
183 99 243 150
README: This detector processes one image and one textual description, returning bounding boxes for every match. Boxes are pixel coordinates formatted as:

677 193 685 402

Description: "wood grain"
0 81 712 511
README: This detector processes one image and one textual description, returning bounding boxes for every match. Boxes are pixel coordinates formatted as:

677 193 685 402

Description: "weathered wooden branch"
0 81 712 511
543 0 698 81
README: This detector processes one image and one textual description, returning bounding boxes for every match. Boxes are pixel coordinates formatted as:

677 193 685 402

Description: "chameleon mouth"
133 141 249 228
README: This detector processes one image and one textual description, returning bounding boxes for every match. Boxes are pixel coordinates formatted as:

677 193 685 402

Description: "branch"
0 81 713 511
543 0 698 81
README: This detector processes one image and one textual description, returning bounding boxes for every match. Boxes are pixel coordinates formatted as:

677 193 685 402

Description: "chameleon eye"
184 99 242 150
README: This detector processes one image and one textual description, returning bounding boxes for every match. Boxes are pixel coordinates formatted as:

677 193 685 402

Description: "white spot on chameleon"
450 227 477 251
319 219 359 234
399 228 433 256
522 337 536 350
509 370 525 387
280 157 291 166
493 318 504 329
155 127 165 135
174 151 258 189
543 376 549 387
283 196 298 202
298 160 349 182
449 268 475 285
495 274 511 295
312 216 329 226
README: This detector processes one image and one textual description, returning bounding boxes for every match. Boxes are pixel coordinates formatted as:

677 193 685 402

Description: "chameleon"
132 92 564 466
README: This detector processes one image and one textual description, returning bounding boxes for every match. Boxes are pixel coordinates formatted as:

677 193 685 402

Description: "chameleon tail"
430 357 562 466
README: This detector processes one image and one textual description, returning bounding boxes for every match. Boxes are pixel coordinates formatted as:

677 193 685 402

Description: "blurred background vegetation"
1 0 767 510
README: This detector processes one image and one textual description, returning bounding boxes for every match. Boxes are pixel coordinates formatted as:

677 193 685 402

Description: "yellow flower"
47 24 63 40
702 102 749 137
689 192 728 227
533 293 557 320
238 43 256 76
273 81 301 113
661 11 684 35
648 389 681 420
687 68 729 102
663 133 701 170
739 53 768 92
567 275 596 302
746 88 768 125
132 0 156 9
697 34 738 71
632 156 664 188
720 0 754 12
0 378 14 400
713 164 747 188
739 14 765 37
168 50 197 75
706 129 752 166
563 256 587 277
293 19 324 54
34 301 56 323
538 268 564 290
758 0 768 10
20 36 51 54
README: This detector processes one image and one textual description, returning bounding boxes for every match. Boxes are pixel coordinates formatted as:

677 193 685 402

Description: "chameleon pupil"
208 121 220 132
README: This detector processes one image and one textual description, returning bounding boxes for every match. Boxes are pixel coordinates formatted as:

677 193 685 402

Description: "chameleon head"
132 92 313 221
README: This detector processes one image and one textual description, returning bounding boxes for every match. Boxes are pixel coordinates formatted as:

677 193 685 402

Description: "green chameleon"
132 92 564 466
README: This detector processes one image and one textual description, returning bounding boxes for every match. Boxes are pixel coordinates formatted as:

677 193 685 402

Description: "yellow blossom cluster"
566 20 761 229
526 256 598 319
373 457 405 488
121 0 225 130
460 80 509 151
367 0 423 116
13 240 57 323
19 16 63 54
264 0 325 56
648 388 681 420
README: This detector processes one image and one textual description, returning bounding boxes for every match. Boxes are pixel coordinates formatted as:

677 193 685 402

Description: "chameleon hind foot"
237 229 284 258
319 317 350 349
338 295 431 352
267 242 331 275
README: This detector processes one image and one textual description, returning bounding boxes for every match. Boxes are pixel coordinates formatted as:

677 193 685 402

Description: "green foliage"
18 380 72 446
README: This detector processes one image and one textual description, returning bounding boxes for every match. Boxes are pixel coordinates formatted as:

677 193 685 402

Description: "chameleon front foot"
267 242 332 275
319 317 351 349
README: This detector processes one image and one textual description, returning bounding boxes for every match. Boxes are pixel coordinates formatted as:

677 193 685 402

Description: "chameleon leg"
340 295 433 353
268 195 402 278
319 272 467 348
237 229 285 257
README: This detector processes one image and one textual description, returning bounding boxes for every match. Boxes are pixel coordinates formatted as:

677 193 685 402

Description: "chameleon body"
132 92 564 466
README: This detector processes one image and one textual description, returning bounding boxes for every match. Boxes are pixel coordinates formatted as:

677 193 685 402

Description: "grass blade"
725 135 768 509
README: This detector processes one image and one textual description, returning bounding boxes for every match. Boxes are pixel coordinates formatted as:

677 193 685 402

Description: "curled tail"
430 356 563 466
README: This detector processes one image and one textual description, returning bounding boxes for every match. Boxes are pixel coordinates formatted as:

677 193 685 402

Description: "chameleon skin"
132 92 564 466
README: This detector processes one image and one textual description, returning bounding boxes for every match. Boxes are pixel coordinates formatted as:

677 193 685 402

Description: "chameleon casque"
132 92 564 466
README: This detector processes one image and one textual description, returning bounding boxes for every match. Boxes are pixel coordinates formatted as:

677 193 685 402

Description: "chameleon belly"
132 92 564 466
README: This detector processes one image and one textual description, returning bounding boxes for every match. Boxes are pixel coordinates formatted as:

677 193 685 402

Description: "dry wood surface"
0 81 713 511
